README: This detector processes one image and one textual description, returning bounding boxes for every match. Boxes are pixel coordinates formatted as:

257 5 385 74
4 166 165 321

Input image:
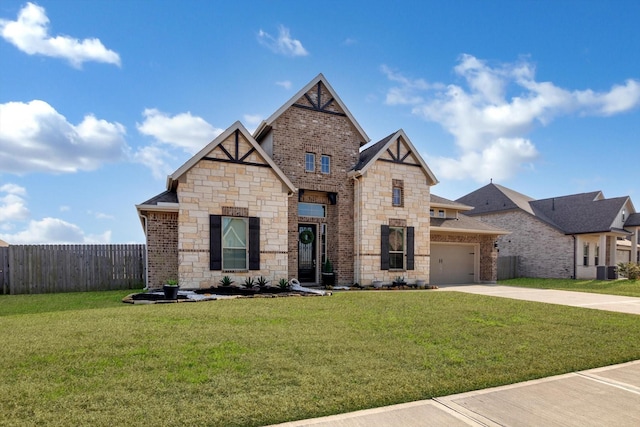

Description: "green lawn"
2 290 640 426
500 277 640 297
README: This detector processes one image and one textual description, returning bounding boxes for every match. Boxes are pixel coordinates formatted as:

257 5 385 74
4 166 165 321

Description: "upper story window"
429 209 434 217
321 155 331 174
392 179 404 207
438 209 445 218
298 202 326 218
305 153 315 172
622 209 626 222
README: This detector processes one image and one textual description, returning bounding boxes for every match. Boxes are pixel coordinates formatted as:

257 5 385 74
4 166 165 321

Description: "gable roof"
456 183 534 215
530 193 629 234
625 213 640 227
166 121 296 193
458 183 633 235
350 129 438 185
430 193 509 235
430 193 473 212
253 73 370 145
0 238 8 247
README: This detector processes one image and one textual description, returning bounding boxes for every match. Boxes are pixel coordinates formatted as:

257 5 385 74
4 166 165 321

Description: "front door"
298 224 317 282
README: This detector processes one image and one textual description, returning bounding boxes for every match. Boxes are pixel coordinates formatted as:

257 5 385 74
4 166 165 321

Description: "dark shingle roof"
528 192 628 234
353 132 396 171
140 190 178 206
626 213 640 227
456 183 534 215
458 183 632 235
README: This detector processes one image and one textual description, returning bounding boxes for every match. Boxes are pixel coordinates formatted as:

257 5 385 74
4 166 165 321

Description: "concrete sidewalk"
270 287 640 426
438 284 640 315
271 360 640 427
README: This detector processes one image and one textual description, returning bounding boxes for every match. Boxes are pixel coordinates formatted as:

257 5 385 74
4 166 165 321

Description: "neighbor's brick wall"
474 210 574 279
143 211 178 288
268 83 361 284
177 131 289 288
431 233 499 283
354 151 432 286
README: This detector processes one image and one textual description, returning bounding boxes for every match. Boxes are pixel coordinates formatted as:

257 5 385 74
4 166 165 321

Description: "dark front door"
298 224 317 282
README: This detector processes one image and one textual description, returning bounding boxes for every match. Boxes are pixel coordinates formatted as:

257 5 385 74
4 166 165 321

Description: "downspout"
140 213 150 290
352 174 361 285
572 235 576 280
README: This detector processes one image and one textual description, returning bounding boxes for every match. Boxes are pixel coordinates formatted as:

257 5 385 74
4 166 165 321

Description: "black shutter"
210 215 222 270
249 217 260 270
406 226 415 270
381 225 390 270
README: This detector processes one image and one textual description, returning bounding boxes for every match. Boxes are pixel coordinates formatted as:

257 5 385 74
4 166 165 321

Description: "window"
595 245 599 266
583 243 589 266
381 225 415 271
305 153 315 172
321 155 330 174
298 202 326 218
222 217 247 270
392 179 404 207
429 209 435 217
389 227 405 269
210 215 259 271
320 224 327 265
438 210 445 218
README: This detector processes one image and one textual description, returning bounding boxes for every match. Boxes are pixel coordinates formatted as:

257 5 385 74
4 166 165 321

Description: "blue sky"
1 0 640 244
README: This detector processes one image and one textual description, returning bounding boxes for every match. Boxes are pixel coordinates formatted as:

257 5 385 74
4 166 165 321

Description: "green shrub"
617 262 640 280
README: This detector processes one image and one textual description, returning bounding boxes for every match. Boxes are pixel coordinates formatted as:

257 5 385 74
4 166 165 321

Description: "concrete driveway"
438 284 640 315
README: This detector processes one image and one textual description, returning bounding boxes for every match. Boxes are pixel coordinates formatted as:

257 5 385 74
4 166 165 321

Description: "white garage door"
430 244 476 284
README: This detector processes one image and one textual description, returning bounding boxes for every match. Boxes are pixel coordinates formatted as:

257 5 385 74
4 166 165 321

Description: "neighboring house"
0 239 8 247
457 183 640 279
137 74 504 288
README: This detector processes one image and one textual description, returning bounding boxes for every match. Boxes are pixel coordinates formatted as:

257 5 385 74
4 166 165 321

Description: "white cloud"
0 2 121 68
0 100 128 174
136 108 223 155
257 25 308 57
88 210 115 220
131 144 174 180
383 55 640 182
276 80 292 90
0 183 30 222
243 114 262 127
0 217 111 244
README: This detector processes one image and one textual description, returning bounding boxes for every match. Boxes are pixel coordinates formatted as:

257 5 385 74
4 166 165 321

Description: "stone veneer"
265 83 361 284
143 211 178 288
176 131 290 288
354 142 431 285
475 210 574 279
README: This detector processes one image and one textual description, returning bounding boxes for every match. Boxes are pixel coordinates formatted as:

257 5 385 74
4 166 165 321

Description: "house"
0 239 8 247
136 74 506 289
457 183 640 279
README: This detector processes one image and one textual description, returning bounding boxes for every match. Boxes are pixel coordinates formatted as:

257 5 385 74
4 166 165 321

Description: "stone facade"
354 142 431 285
175 130 290 288
475 210 574 279
142 211 178 288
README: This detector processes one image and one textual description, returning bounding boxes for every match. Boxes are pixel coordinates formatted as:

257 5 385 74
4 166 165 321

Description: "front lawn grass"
2 291 640 426
500 277 640 297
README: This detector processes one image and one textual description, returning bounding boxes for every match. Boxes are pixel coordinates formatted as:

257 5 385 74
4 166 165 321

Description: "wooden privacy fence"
1 244 146 295
497 255 519 280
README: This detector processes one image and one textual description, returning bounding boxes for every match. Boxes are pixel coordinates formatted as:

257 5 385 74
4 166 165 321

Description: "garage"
430 243 477 284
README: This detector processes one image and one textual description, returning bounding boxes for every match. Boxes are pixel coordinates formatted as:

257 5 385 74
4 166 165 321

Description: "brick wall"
267 82 362 284
475 210 574 279
143 211 178 288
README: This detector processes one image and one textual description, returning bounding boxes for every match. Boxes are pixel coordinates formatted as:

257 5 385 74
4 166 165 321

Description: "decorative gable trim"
293 82 347 117
166 121 296 193
351 129 438 185
254 73 370 145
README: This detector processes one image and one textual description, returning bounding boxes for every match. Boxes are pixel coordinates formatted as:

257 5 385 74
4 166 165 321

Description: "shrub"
617 262 640 280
